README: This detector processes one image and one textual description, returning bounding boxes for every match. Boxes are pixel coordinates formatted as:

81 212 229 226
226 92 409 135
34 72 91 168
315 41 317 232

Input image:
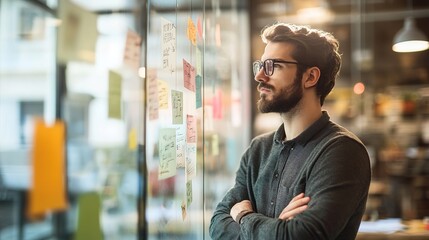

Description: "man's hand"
279 193 310 221
230 200 253 222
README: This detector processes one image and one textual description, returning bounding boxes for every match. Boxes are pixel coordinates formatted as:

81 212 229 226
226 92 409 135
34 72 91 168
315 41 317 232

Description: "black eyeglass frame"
253 59 304 76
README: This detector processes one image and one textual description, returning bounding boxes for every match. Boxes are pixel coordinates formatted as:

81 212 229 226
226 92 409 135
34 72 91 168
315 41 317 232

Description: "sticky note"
28 120 67 219
196 75 202 109
74 192 102 240
186 115 196 143
147 69 159 120
108 70 122 119
196 47 202 76
197 17 203 39
128 128 137 150
123 30 142 70
161 18 176 74
172 90 183 124
186 143 197 181
183 59 196 92
158 128 177 179
187 17 197 46
186 180 192 206
176 125 186 168
158 80 169 110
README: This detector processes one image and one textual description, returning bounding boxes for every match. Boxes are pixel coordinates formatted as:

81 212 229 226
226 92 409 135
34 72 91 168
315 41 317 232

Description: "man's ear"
304 67 320 88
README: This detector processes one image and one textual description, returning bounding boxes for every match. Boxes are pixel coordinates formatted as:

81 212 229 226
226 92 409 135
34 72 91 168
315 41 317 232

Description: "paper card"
185 143 197 181
108 70 122 119
57 0 97 63
158 128 177 179
197 17 203 39
196 75 202 109
183 59 196 92
123 30 142 70
147 69 159 120
158 80 169 110
28 120 67 219
212 134 219 156
196 47 202 76
187 17 197 46
74 192 103 240
186 180 192 207
213 89 223 119
161 18 176 74
128 128 137 150
172 90 183 124
186 115 196 143
176 125 186 168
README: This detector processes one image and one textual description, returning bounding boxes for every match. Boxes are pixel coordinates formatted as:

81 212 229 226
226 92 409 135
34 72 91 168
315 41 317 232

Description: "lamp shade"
392 18 429 53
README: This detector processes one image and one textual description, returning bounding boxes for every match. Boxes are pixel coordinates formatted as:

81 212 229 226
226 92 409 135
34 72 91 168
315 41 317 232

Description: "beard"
257 77 303 113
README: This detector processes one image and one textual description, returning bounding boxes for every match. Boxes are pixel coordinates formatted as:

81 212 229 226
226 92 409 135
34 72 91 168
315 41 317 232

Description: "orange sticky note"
187 17 197 46
28 120 68 219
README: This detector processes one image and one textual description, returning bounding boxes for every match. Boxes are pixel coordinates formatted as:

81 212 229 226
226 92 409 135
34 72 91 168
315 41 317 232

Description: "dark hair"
261 23 341 106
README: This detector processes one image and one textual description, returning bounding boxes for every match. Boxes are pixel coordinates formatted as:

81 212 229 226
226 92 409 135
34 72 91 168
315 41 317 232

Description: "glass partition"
145 0 250 239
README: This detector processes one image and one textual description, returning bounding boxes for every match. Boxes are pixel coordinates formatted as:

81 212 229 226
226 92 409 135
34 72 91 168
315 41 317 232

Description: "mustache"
258 82 274 91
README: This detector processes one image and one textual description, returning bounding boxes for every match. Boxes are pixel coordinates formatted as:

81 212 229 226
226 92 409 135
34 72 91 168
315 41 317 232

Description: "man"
209 23 371 239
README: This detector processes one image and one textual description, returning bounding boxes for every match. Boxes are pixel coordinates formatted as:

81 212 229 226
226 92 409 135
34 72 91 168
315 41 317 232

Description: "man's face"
254 42 303 113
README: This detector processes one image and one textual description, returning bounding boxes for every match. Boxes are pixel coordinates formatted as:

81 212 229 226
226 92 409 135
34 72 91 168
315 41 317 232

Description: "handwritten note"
186 115 196 143
186 180 192 207
147 69 159 120
176 125 186 168
183 59 196 92
123 30 142 69
108 70 122 119
187 17 197 46
158 80 169 110
172 90 183 124
186 143 197 181
158 128 177 179
161 18 176 74
196 75 202 109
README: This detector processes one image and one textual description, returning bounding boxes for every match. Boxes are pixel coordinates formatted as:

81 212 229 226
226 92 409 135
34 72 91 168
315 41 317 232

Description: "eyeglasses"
253 59 300 76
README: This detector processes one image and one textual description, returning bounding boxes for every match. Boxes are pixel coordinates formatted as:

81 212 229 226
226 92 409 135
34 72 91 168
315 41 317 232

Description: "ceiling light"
392 18 429 53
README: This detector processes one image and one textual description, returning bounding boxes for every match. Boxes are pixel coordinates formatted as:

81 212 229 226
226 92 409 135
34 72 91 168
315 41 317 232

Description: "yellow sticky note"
158 80 169 110
128 128 137 150
28 120 67 219
187 17 197 46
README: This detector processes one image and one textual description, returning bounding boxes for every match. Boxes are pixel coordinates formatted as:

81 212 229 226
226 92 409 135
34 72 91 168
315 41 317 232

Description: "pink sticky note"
186 115 196 143
183 59 196 92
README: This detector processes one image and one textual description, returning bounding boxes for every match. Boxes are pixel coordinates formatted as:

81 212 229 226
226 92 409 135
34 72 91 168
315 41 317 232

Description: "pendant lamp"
392 17 429 53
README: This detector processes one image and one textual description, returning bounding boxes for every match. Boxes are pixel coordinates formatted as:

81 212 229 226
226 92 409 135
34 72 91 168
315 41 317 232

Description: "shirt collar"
273 111 330 146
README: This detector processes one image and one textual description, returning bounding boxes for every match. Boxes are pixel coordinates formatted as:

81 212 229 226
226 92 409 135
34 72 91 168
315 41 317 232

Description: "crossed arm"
230 193 310 223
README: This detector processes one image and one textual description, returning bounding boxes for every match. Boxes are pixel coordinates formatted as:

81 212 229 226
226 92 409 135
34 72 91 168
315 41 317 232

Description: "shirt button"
274 173 279 178
270 201 274 205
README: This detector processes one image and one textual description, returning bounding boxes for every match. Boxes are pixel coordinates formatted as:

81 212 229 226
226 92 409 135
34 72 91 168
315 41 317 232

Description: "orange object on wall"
27 120 68 219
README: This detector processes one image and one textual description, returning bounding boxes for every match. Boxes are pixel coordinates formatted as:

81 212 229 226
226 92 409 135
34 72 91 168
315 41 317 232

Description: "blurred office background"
0 0 429 239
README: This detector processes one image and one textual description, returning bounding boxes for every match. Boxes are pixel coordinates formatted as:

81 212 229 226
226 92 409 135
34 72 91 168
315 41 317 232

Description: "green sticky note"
172 90 183 124
186 180 192 207
108 70 122 119
74 192 103 240
159 128 177 179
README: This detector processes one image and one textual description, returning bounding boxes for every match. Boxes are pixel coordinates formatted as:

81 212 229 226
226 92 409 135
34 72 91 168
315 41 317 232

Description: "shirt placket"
267 142 294 217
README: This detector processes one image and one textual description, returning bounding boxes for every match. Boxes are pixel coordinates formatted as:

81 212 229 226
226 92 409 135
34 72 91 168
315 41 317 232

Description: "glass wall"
0 0 251 239
145 0 250 239
0 0 144 239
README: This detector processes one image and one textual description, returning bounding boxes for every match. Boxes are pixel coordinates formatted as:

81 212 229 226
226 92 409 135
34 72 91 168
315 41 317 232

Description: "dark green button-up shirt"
209 112 371 240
